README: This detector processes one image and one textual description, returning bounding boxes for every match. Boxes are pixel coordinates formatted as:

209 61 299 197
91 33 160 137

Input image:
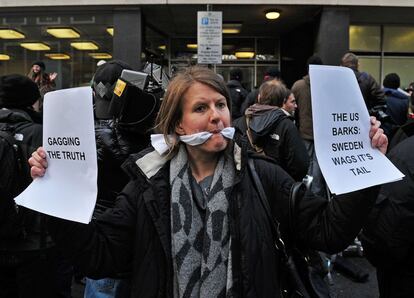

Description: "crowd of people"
0 54 412 298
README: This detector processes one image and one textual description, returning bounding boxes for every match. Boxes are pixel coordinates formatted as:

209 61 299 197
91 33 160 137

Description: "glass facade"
350 24 414 88
169 37 280 90
0 11 114 89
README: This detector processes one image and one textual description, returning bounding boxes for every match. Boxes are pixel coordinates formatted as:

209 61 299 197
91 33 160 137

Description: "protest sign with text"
15 87 97 223
310 65 403 195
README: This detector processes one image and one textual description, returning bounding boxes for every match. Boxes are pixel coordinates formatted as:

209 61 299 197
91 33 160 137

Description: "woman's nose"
210 106 220 121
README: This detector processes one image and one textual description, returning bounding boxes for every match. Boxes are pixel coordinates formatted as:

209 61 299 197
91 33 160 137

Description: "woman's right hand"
29 147 48 179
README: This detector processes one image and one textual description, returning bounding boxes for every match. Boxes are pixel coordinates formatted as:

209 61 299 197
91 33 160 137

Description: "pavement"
71 255 379 298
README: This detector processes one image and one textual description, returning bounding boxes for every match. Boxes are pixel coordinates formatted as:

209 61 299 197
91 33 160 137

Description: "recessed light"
70 42 99 50
106 27 114 36
0 54 10 60
20 42 51 51
47 28 80 38
235 51 255 59
0 29 25 39
89 52 112 59
265 10 281 20
45 53 71 60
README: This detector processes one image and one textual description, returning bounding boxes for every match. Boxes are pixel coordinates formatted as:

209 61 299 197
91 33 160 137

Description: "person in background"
233 79 308 181
29 66 387 298
240 66 281 114
291 54 327 197
361 134 414 298
281 90 297 118
0 74 71 298
340 53 394 138
87 60 159 298
27 61 57 112
226 68 248 120
382 73 409 126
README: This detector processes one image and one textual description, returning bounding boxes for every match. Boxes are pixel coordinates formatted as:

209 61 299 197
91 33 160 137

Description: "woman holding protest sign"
29 66 387 297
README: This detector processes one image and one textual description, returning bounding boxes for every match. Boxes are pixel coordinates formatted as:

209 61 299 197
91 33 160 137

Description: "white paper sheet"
309 65 404 195
15 87 97 223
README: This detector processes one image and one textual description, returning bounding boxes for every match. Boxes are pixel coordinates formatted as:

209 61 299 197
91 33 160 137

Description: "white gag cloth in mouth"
151 127 235 155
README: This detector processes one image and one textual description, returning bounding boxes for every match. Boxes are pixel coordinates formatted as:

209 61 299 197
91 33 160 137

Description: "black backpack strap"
288 182 307 243
247 158 287 257
248 158 313 298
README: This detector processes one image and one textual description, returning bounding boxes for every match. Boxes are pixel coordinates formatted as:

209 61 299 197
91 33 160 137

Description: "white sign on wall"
197 11 222 64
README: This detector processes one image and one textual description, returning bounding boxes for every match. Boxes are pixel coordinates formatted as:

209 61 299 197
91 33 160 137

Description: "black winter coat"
355 71 386 112
362 135 414 270
94 119 150 215
227 80 248 120
233 107 309 181
0 108 54 252
49 143 377 298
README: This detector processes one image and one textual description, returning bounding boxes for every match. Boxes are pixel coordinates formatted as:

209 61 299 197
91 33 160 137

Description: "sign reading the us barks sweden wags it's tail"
310 65 404 195
15 87 97 224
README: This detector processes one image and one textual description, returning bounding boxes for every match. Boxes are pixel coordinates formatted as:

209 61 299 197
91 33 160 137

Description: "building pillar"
113 8 142 70
315 7 350 66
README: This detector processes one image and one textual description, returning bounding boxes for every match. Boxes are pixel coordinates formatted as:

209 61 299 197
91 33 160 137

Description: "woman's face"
176 82 231 155
32 65 41 74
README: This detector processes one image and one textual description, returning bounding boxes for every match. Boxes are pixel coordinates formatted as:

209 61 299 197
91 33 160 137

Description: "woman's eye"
217 102 227 109
195 105 206 112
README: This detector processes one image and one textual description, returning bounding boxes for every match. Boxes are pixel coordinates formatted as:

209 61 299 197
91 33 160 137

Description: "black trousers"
0 247 73 298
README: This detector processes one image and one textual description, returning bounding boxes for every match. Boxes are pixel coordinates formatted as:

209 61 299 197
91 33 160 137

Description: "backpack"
0 123 31 241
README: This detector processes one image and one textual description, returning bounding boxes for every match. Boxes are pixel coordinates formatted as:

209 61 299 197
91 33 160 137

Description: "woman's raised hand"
29 147 48 179
369 116 388 154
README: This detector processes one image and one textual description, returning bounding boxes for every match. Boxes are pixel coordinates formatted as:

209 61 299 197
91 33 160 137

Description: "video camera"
108 69 159 132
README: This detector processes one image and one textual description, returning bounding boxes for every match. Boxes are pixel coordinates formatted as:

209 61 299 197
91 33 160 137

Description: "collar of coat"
135 142 243 180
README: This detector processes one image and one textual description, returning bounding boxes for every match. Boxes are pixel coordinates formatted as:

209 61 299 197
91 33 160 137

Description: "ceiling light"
187 44 197 49
235 51 255 59
47 28 80 38
45 53 71 60
0 54 10 60
106 27 114 36
0 29 25 39
70 41 99 50
89 52 112 59
222 23 242 34
158 45 166 50
223 28 240 34
20 42 51 51
265 10 281 20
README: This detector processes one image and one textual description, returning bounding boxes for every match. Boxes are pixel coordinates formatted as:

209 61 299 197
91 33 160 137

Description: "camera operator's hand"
369 116 388 154
29 147 48 179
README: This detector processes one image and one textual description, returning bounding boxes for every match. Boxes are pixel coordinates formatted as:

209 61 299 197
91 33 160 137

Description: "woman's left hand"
369 116 388 154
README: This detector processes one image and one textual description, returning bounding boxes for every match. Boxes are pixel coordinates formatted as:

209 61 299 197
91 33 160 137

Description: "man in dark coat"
382 73 409 126
292 55 326 196
227 68 248 120
0 74 71 298
361 135 414 298
85 60 159 298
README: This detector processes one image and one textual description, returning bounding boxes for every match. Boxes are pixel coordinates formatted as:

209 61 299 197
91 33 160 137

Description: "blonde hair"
154 66 230 157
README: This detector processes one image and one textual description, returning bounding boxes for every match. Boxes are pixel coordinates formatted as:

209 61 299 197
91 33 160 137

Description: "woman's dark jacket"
49 143 376 298
233 106 309 181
